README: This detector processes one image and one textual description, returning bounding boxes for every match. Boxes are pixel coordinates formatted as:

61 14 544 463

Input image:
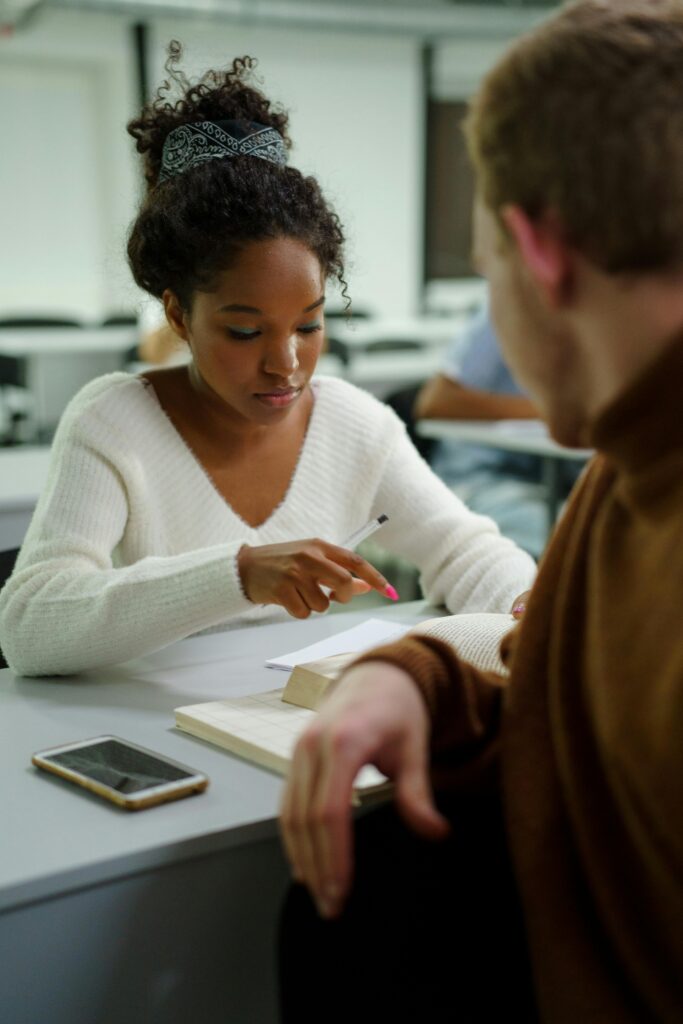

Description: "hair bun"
127 44 291 189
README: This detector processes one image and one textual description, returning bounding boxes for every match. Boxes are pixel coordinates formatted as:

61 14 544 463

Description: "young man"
280 2 683 1021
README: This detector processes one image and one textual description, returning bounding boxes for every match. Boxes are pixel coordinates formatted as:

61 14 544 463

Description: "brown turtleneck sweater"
356 337 683 1022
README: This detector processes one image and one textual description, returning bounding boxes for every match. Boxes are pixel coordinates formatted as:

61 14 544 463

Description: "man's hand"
279 662 450 919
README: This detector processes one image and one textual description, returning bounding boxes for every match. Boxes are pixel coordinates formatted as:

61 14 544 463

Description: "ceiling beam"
46 0 549 40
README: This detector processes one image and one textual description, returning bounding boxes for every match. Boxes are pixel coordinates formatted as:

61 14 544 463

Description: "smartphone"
32 735 209 810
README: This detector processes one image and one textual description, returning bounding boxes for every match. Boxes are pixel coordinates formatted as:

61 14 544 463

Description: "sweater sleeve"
369 415 536 613
353 633 507 788
0 407 252 676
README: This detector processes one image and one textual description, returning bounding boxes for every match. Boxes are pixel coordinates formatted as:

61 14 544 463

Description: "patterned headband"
159 119 288 182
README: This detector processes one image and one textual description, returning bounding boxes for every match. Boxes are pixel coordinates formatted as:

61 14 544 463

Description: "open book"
174 612 514 796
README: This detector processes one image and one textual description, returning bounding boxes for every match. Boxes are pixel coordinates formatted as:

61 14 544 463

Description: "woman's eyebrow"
218 296 325 315
219 303 262 314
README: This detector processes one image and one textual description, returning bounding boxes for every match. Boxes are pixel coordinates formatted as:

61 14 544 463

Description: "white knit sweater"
0 373 535 675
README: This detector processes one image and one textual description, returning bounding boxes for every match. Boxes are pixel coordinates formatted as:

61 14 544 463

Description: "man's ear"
501 205 573 306
162 289 190 342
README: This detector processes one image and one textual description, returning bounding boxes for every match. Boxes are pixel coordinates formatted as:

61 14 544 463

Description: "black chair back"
101 313 138 327
364 338 422 353
0 317 82 328
384 384 435 462
324 307 373 321
0 547 19 671
0 354 26 389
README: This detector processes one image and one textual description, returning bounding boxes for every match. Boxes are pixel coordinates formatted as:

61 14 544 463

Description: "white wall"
145 20 424 318
0 8 423 321
0 10 139 321
0 6 537 324
432 37 515 101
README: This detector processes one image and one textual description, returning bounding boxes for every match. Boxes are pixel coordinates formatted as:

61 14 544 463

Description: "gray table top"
0 446 51 510
416 418 594 461
0 601 439 914
0 327 137 357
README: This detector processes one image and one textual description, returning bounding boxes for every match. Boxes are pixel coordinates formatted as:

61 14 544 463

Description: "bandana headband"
159 119 287 182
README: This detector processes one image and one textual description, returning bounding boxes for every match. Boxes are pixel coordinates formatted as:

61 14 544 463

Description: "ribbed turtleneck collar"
588 332 683 482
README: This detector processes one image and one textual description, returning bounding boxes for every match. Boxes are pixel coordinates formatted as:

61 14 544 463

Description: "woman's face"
165 236 326 427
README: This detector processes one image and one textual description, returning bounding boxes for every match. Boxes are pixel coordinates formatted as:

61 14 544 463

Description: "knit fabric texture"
358 336 683 1022
0 373 535 675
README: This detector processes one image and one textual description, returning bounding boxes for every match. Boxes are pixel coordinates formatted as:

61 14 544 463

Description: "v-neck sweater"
0 372 535 676
357 336 683 1021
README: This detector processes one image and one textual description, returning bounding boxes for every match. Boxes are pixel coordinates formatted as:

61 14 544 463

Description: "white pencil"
342 514 389 551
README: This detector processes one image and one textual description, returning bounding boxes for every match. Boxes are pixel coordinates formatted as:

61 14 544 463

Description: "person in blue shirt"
414 300 551 558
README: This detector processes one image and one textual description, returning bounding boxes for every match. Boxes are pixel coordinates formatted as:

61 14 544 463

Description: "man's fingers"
283 718 369 920
280 663 433 925
308 727 364 918
281 740 324 895
394 762 451 841
279 765 304 883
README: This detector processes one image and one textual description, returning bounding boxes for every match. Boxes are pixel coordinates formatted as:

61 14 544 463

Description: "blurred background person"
415 298 579 558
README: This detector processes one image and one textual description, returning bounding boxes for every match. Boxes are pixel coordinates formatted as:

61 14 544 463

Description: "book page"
409 613 515 675
265 618 409 671
175 691 386 795
175 614 515 798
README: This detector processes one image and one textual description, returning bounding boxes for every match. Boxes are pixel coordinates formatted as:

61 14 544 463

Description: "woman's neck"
146 364 313 457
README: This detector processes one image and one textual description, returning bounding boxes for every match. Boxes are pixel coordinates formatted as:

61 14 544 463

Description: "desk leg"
542 457 561 539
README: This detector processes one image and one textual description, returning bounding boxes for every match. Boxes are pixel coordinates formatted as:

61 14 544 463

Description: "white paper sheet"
265 617 409 671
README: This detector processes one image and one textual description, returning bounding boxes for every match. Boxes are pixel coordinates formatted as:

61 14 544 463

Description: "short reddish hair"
465 0 683 271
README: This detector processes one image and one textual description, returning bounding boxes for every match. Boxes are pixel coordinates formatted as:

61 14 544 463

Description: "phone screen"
43 739 195 794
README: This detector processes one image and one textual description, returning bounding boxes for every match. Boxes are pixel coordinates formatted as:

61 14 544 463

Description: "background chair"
0 547 19 670
383 382 435 462
100 313 138 328
0 317 83 445
0 317 82 329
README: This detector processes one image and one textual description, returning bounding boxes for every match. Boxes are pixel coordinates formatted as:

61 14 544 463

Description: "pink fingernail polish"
512 603 525 616
384 584 399 601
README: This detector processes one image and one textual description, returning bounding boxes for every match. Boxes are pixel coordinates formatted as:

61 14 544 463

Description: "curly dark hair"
127 43 348 310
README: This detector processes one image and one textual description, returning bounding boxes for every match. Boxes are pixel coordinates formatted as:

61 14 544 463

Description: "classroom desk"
0 600 444 1024
416 418 593 530
319 316 467 400
316 351 449 400
0 327 137 358
0 445 51 548
0 327 137 438
327 314 467 350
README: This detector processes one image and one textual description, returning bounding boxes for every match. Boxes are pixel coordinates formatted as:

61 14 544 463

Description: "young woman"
0 49 535 676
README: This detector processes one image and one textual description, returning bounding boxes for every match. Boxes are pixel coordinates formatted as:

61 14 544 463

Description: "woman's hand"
237 539 397 619
510 589 532 620
279 661 450 918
